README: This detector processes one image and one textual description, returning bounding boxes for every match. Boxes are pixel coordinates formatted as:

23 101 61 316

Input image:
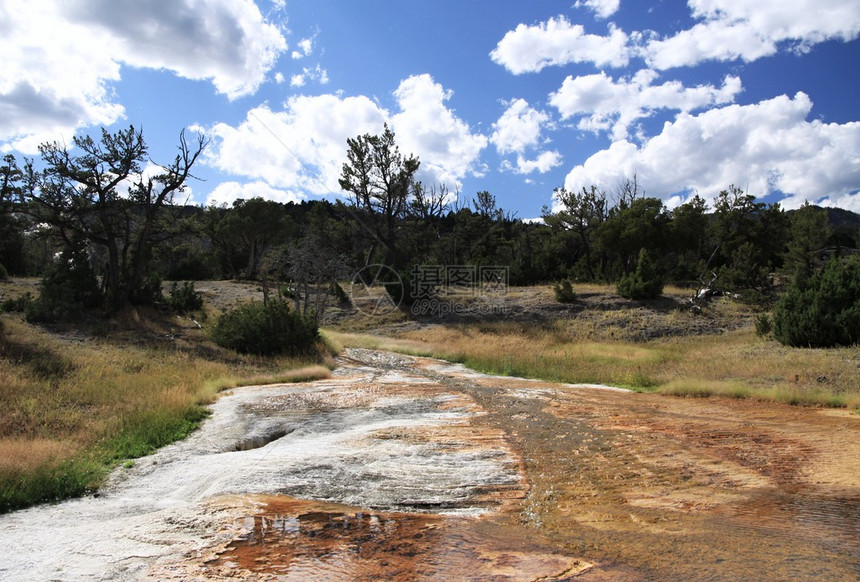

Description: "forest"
1 125 859 340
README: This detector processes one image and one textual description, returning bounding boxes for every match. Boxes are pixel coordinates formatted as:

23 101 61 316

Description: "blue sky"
3 0 860 217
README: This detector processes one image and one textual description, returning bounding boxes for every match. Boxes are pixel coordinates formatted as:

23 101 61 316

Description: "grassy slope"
0 313 331 513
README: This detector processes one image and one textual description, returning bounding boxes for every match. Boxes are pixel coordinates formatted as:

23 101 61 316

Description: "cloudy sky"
2 0 859 216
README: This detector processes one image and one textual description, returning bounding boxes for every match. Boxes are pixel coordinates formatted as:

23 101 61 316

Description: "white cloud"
513 151 563 175
204 95 388 195
61 0 287 98
490 99 561 175
550 70 742 140
0 0 287 152
202 75 488 201
575 0 620 19
206 180 306 207
560 92 860 210
644 0 860 69
492 2 860 75
491 99 551 155
292 37 314 59
490 16 630 74
391 74 488 187
290 64 330 87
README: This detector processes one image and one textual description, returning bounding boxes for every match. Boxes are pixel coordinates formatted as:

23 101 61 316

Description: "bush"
167 281 204 314
553 279 577 303
617 249 663 300
0 263 7 280
0 292 33 313
211 300 318 356
754 313 773 337
26 242 102 323
773 256 860 347
330 281 350 305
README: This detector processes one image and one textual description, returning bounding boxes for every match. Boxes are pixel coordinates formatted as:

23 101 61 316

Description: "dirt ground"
2 279 857 579
166 350 860 580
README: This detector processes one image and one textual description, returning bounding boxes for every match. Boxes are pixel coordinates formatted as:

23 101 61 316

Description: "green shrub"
0 292 33 313
553 279 577 303
330 281 350 305
754 313 773 337
617 249 663 300
211 300 318 356
26 242 102 323
773 256 860 347
167 281 204 314
0 263 7 280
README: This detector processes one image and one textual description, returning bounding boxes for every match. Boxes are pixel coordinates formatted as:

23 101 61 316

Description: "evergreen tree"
773 256 860 347
617 249 664 299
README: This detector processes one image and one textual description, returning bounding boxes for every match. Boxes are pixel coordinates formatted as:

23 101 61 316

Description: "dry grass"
321 330 432 356
0 311 329 512
332 317 859 409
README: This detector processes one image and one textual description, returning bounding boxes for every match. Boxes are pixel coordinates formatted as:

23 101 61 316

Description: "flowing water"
0 348 857 580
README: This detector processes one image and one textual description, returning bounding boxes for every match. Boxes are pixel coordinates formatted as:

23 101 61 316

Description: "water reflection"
207 496 590 581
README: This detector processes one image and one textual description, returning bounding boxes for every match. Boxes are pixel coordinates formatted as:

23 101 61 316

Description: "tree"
617 248 664 300
596 197 668 276
210 198 293 280
266 234 350 325
543 185 607 280
773 256 860 347
784 202 831 283
31 126 207 310
668 194 709 281
709 186 788 297
409 182 453 222
339 124 420 268
0 155 37 275
472 190 504 221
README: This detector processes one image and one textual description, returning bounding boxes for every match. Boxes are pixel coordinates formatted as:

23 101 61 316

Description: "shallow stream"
0 348 857 580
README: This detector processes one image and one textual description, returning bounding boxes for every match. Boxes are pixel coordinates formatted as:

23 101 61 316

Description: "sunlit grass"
0 315 328 512
321 330 433 357
333 322 860 407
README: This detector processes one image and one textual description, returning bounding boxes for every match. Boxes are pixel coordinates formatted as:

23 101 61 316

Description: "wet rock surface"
1 348 858 581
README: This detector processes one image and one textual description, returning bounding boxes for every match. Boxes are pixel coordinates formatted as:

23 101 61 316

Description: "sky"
2 0 860 218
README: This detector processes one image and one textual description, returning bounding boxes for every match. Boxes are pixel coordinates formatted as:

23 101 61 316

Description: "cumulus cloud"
644 0 860 69
491 99 550 155
511 151 564 175
202 75 487 200
549 70 742 140
390 74 488 187
560 92 860 210
0 0 286 152
493 2 860 74
490 16 630 74
575 0 620 19
491 99 561 175
203 95 388 195
61 0 286 98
